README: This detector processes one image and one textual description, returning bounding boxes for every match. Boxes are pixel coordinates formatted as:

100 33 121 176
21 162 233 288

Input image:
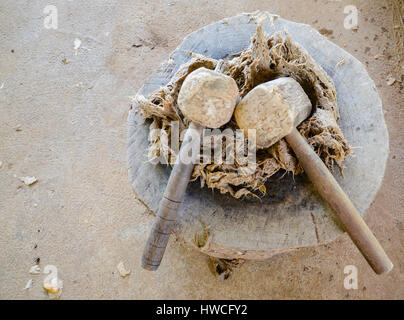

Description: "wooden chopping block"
127 13 389 261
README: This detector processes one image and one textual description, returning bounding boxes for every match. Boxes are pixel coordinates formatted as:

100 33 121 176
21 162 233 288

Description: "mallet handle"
141 122 203 271
286 128 393 274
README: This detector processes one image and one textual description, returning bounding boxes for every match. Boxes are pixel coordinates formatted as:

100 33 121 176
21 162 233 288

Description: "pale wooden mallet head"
178 67 239 128
235 77 312 148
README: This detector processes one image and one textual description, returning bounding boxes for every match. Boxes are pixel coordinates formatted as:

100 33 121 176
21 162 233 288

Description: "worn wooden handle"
285 128 393 274
142 122 203 271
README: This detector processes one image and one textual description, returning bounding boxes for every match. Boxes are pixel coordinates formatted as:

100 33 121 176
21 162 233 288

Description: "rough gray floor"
0 0 403 299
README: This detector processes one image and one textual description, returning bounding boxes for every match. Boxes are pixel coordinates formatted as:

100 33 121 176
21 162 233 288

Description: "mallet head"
178 67 239 128
235 77 312 148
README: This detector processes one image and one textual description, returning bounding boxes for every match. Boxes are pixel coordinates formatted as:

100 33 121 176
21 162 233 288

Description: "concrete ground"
0 0 402 299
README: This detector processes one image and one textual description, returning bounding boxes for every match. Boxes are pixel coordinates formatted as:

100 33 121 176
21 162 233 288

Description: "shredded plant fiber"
135 23 351 199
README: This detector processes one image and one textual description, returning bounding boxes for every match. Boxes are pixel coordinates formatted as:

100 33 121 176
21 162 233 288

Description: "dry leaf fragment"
117 261 131 277
43 281 61 294
43 277 63 299
194 221 211 248
319 28 333 36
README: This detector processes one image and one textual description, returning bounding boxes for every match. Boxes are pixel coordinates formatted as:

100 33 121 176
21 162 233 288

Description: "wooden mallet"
235 77 393 274
142 65 239 270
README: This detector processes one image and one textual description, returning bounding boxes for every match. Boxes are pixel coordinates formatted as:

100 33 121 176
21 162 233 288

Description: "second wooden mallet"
235 77 393 274
141 65 239 271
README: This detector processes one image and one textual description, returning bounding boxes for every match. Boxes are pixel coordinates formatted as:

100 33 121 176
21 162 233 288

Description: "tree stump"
127 13 389 260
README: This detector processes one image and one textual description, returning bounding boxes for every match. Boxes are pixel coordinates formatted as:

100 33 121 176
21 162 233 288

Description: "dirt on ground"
0 0 403 299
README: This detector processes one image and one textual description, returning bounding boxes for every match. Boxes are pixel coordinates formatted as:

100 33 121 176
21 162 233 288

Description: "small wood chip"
74 38 81 50
29 265 40 274
117 261 131 277
20 176 38 186
74 38 81 56
336 58 346 67
24 279 33 290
